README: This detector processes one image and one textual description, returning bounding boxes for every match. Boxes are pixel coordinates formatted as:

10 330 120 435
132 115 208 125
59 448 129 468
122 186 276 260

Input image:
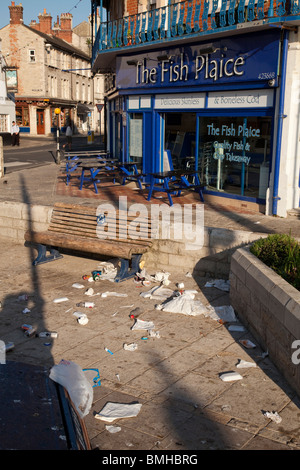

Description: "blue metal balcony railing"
92 0 300 64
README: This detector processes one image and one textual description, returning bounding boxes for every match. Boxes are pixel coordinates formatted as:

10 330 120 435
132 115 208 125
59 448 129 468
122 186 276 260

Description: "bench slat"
24 231 149 259
53 202 152 219
49 217 154 237
48 226 153 245
50 212 154 229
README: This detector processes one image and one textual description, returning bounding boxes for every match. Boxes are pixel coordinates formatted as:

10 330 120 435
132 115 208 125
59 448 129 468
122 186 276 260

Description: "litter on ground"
240 339 256 349
95 402 142 422
205 279 230 292
131 318 155 331
123 343 138 351
236 359 256 368
219 371 243 382
263 411 282 424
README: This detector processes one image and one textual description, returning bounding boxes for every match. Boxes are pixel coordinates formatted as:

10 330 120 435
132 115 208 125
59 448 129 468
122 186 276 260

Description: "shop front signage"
155 93 205 109
117 30 280 90
207 89 274 108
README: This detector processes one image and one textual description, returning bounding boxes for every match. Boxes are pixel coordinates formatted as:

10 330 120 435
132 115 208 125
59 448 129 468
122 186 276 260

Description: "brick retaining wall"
230 246 300 397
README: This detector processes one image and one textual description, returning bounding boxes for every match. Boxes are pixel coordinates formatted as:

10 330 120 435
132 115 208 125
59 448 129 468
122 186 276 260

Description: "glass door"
163 112 197 170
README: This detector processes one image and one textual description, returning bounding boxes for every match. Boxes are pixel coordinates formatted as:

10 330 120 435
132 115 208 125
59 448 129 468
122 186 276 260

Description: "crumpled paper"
95 402 142 422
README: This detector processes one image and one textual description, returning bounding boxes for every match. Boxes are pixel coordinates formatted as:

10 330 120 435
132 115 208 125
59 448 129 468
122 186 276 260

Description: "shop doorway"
128 113 143 170
164 112 197 170
36 110 45 135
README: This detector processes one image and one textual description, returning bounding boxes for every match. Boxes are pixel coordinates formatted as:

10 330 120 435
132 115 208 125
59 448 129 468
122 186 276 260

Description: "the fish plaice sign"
117 30 280 89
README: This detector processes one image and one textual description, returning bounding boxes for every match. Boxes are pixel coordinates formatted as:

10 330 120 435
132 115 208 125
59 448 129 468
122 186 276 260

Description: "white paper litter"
263 411 282 424
106 425 121 433
138 269 170 285
157 292 208 316
140 285 174 301
205 279 230 292
53 297 69 303
73 312 89 325
95 402 142 422
97 261 118 280
236 359 256 368
149 330 160 339
85 288 99 296
72 283 84 289
101 292 128 298
123 343 138 351
131 319 155 331
219 371 243 382
206 305 237 322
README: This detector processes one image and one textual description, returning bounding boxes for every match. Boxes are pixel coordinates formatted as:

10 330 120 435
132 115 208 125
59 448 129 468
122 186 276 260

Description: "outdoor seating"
24 202 157 282
146 170 204 206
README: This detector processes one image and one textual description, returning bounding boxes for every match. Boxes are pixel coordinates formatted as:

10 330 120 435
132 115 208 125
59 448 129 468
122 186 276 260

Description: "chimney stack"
38 8 52 34
57 13 73 43
9 1 24 25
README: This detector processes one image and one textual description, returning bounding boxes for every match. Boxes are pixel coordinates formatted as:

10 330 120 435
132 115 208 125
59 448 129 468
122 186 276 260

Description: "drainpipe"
272 29 289 215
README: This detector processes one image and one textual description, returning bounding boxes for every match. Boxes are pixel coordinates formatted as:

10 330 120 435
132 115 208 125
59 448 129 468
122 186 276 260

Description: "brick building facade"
0 2 104 136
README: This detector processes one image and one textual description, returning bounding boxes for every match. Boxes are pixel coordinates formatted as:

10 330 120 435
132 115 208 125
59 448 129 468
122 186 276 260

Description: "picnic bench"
24 202 156 282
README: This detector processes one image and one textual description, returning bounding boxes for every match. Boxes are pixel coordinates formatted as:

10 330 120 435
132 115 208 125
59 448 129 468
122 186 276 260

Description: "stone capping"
230 245 300 396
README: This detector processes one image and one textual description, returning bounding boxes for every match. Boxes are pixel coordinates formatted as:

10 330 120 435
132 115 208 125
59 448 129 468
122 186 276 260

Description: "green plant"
250 233 300 291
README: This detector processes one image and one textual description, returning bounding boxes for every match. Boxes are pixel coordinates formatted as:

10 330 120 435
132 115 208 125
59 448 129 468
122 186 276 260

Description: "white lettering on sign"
208 90 274 108
155 93 205 109
135 52 246 85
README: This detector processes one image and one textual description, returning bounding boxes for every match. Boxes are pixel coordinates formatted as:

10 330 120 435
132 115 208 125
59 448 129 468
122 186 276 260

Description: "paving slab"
0 138 300 452
0 239 299 451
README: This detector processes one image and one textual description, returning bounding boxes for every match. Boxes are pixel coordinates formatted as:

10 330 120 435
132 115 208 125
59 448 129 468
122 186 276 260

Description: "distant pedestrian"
63 123 73 151
11 121 20 146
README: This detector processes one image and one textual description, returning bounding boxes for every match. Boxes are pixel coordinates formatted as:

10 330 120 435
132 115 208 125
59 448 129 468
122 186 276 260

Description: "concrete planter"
230 246 300 397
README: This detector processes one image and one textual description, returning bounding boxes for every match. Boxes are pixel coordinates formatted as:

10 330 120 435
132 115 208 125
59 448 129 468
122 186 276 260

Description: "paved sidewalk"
0 136 300 451
1 238 299 451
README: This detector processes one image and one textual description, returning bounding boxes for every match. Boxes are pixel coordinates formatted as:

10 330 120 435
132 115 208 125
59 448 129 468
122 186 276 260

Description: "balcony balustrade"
92 0 300 65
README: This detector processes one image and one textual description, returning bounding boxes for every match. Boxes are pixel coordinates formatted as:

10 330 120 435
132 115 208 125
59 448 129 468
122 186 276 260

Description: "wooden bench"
24 203 157 282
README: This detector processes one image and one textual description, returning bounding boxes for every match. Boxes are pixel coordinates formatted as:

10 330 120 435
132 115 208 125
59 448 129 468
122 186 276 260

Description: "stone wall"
0 202 52 241
230 246 300 397
0 201 267 278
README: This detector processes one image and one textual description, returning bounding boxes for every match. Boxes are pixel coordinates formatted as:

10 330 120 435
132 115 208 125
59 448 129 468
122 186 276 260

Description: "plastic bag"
49 359 93 418
159 292 208 316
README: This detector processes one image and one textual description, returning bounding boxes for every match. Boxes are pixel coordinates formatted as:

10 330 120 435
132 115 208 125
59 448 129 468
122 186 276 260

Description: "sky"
0 0 93 30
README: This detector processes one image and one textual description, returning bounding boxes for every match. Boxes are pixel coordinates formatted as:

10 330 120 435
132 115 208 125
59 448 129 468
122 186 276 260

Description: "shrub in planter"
250 233 300 291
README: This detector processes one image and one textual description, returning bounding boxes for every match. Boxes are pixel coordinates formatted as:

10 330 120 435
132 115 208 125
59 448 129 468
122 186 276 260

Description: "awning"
77 103 93 114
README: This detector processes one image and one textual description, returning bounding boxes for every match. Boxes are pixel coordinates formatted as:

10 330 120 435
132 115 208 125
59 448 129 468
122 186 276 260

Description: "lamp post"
54 108 61 164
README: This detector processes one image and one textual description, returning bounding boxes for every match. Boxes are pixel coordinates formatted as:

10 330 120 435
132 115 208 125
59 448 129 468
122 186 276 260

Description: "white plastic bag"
159 292 208 316
49 359 93 418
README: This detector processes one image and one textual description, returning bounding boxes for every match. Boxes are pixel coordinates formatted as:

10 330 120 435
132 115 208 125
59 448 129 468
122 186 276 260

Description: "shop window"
198 116 272 199
16 107 29 127
0 115 8 132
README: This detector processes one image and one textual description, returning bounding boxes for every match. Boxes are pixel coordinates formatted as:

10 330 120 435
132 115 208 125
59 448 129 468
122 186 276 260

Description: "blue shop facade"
105 28 285 211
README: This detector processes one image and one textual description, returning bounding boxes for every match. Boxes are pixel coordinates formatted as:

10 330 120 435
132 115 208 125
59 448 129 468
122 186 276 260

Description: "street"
3 136 57 174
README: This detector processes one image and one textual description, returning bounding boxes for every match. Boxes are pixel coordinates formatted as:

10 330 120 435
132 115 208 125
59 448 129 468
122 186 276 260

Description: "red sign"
96 104 104 113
